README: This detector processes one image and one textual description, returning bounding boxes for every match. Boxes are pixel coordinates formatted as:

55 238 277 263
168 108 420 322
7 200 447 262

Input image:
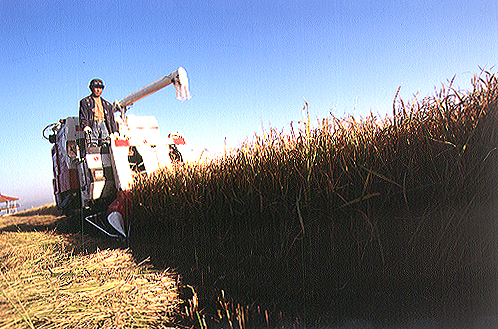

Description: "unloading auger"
114 67 190 116
43 67 191 238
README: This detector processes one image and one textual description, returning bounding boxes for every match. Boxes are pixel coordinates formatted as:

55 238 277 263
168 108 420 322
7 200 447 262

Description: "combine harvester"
43 68 191 239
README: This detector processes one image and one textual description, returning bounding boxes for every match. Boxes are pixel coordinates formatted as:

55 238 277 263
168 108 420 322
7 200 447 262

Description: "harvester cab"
43 68 191 238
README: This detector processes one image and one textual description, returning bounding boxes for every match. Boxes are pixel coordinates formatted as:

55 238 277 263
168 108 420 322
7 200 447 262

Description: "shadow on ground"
0 205 124 254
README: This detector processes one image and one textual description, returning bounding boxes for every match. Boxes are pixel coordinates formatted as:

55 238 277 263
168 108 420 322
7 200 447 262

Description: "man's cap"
89 78 105 89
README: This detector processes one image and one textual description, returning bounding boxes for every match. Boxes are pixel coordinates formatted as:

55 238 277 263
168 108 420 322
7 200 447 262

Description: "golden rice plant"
128 70 498 325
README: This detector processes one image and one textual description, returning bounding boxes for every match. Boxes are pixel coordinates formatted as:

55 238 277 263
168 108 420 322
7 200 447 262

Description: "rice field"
128 71 498 327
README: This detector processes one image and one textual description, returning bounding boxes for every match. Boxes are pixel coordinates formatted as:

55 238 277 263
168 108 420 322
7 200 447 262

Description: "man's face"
92 87 103 97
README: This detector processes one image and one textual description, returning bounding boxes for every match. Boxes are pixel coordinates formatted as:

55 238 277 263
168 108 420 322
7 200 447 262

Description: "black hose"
42 122 59 140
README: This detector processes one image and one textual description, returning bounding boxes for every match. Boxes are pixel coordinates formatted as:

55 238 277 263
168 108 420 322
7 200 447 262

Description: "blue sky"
1 0 497 210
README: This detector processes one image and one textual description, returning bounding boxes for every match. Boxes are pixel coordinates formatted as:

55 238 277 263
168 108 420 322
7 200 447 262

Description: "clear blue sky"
1 0 497 210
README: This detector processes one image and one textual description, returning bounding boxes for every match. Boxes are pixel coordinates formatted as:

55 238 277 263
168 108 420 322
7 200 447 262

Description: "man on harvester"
79 78 119 145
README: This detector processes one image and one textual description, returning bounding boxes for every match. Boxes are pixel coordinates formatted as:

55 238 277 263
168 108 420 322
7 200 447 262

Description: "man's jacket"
79 95 118 134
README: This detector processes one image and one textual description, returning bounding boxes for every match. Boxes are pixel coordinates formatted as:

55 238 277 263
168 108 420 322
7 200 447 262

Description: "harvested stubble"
10 204 63 218
129 71 498 326
0 204 62 232
0 230 179 329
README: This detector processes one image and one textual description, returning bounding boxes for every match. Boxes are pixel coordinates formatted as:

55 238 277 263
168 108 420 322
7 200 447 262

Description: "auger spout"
114 67 190 116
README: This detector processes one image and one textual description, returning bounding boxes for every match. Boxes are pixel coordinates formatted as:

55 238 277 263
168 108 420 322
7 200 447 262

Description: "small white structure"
0 194 19 216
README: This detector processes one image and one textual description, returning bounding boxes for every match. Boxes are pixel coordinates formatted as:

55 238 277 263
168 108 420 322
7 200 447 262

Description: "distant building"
0 194 19 216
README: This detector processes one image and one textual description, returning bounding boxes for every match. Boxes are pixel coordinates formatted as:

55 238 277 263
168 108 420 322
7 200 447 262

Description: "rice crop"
0 230 180 328
128 70 498 326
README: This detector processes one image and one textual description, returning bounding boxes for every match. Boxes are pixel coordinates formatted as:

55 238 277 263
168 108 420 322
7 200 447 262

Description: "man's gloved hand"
84 126 92 134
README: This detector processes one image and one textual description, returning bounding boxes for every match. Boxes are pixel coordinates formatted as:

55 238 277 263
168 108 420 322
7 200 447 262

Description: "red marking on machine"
114 139 130 147
172 137 185 145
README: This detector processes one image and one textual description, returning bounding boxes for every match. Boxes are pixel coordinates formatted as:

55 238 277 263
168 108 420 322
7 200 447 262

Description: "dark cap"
89 78 105 89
